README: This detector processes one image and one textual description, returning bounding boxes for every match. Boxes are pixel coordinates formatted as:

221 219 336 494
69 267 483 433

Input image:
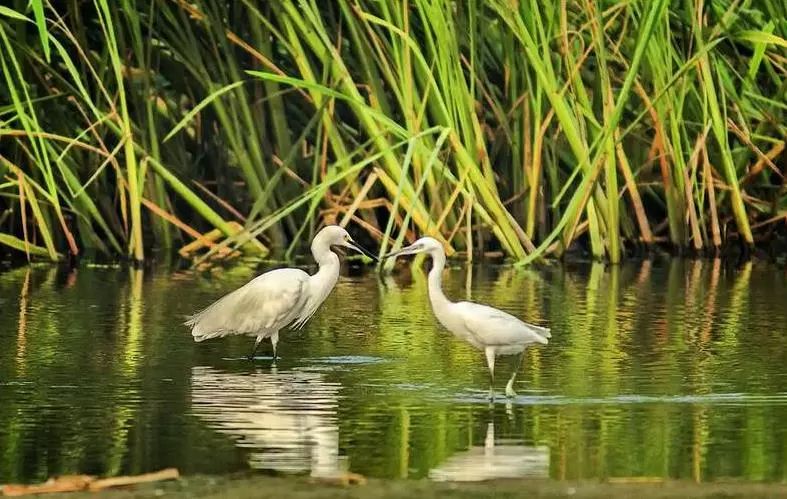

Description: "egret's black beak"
346 239 379 262
382 243 418 259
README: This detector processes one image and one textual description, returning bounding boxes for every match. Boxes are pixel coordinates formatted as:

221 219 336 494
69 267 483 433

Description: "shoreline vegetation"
0 1 785 267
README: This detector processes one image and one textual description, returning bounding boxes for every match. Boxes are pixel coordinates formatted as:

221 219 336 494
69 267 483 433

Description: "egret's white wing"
290 271 340 330
187 268 310 341
458 302 549 347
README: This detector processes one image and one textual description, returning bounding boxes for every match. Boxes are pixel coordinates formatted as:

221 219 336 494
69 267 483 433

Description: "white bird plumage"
186 225 376 360
386 237 550 399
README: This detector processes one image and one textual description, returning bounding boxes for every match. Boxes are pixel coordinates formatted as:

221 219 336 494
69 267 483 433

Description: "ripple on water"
450 391 787 406
308 355 388 365
218 355 388 364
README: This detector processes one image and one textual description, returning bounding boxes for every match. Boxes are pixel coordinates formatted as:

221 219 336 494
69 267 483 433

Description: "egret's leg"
485 347 496 401
271 331 279 362
505 351 525 398
249 335 263 361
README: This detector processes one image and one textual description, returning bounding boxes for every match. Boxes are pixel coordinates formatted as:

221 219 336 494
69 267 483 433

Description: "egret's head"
384 236 444 259
314 225 377 261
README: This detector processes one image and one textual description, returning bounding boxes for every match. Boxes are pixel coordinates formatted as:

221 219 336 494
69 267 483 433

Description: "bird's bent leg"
505 351 525 398
485 347 496 402
271 331 279 363
249 335 263 361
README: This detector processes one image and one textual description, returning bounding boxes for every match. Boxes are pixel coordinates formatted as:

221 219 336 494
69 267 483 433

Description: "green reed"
0 1 785 263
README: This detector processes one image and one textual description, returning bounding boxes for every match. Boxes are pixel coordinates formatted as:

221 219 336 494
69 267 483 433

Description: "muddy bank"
36 474 787 499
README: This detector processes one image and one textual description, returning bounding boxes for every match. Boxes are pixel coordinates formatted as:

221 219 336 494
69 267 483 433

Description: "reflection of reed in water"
190 366 344 477
428 422 549 482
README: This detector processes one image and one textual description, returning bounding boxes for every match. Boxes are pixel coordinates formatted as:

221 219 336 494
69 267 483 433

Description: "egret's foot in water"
505 380 517 398
248 336 263 362
270 333 279 366
488 387 495 402
505 352 524 398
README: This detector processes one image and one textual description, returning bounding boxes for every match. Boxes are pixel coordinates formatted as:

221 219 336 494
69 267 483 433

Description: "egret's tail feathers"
525 323 550 345
531 323 551 339
189 322 233 342
183 313 200 328
185 306 233 342
191 329 230 342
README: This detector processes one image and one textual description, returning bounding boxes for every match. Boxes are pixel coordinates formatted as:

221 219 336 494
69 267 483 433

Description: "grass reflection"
0 261 785 483
15 269 30 375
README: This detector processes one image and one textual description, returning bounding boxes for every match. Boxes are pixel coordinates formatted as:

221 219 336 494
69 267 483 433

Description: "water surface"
1 259 786 483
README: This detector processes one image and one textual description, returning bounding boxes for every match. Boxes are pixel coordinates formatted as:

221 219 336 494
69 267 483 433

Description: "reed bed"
0 1 785 264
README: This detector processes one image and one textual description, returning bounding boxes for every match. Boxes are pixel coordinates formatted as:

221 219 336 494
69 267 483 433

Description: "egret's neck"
427 248 451 310
310 241 341 293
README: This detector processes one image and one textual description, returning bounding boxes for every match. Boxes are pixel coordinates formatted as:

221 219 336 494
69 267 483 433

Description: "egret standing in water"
186 225 376 361
386 237 550 399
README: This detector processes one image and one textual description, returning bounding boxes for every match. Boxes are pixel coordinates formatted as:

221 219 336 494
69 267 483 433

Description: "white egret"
386 237 550 399
186 225 376 360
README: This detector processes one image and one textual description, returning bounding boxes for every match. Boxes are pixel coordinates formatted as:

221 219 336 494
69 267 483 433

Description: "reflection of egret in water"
190 366 345 477
429 422 549 482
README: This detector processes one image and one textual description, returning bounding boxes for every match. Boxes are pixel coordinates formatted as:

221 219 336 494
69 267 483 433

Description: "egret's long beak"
383 243 421 259
345 239 379 262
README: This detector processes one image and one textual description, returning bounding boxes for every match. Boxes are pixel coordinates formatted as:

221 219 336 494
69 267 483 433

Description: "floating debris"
1 468 179 496
310 472 367 487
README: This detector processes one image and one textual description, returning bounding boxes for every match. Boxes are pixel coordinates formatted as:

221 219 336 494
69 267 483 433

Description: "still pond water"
1 259 786 484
